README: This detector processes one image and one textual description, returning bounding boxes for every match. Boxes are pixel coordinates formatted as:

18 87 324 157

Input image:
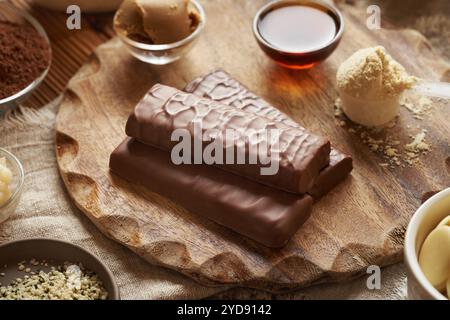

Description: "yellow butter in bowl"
0 157 12 206
419 215 450 299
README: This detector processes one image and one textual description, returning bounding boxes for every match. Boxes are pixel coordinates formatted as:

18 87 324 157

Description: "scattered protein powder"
334 96 433 168
405 130 431 160
0 20 51 100
401 94 433 120
0 260 108 300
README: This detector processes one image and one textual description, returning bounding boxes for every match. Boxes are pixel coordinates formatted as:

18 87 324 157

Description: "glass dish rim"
0 148 25 210
252 0 345 55
0 2 52 106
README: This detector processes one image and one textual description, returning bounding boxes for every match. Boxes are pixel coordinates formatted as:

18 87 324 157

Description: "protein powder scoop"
336 46 450 127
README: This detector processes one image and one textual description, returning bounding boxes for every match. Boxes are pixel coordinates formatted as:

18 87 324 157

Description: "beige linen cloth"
0 100 406 300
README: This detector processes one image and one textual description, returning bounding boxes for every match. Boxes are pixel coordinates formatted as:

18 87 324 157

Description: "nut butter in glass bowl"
114 0 205 65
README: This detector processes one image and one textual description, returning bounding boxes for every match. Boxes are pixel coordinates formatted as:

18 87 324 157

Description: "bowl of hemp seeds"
0 2 52 112
0 238 119 300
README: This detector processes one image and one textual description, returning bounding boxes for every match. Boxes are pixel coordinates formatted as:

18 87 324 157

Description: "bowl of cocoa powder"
0 3 52 112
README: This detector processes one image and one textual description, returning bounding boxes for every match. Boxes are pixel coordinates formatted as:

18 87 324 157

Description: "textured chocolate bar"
126 84 331 194
185 70 353 198
110 138 313 248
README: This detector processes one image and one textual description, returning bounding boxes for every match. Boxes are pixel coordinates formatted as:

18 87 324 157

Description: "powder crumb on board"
404 130 431 163
400 94 433 120
334 97 433 168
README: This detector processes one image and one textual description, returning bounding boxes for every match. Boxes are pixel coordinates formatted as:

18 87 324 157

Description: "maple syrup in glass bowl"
253 0 344 69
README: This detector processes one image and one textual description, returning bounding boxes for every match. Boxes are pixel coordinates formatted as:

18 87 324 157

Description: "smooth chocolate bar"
308 149 353 197
126 84 331 194
110 138 313 248
185 70 353 198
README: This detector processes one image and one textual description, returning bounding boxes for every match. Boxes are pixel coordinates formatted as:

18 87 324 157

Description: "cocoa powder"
0 20 51 100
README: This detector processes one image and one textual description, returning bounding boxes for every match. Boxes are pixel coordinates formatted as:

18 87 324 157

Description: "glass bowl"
114 0 205 65
0 148 25 224
0 2 52 113
253 0 344 69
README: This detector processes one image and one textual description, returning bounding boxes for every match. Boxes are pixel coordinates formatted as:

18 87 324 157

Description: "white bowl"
339 90 401 127
404 188 450 300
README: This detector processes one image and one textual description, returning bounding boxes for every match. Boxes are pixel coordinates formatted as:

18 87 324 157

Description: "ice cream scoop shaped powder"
336 46 417 99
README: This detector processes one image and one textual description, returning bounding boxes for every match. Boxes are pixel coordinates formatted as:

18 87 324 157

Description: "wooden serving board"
55 0 450 291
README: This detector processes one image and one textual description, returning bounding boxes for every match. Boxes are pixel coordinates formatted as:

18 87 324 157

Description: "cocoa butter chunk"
125 84 331 194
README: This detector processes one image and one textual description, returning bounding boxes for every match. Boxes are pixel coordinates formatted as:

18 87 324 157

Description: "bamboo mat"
13 0 114 109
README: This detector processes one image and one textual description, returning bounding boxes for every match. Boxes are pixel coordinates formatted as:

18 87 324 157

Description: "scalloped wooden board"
55 0 450 291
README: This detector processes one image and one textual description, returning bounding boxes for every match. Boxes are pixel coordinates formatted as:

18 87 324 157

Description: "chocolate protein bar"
110 138 313 248
125 84 331 194
185 70 353 198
